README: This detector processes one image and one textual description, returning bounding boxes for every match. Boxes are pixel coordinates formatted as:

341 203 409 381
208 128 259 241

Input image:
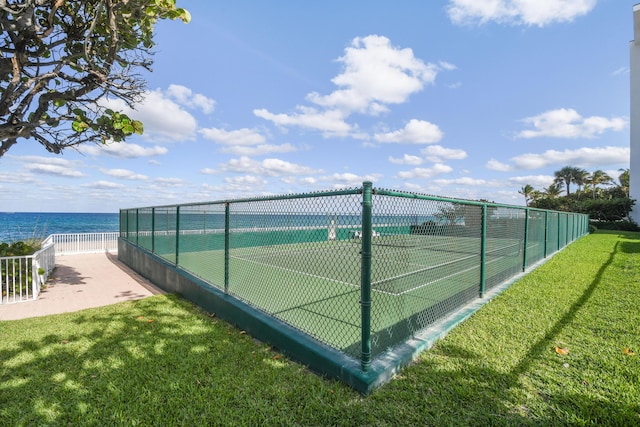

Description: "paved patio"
0 252 164 321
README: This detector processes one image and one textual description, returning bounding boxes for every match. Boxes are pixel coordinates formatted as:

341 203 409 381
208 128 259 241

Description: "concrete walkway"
0 252 164 321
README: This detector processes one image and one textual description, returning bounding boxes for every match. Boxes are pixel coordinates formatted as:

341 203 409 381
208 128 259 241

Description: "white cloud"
374 119 443 144
516 108 627 139
225 175 267 185
433 177 498 187
612 67 629 77
447 0 597 27
223 175 268 192
199 128 265 146
166 84 216 114
389 154 423 165
255 35 451 137
221 143 297 156
493 146 629 170
396 163 453 179
318 172 383 188
101 168 148 181
83 181 126 189
17 156 84 178
26 163 84 178
421 145 467 162
507 175 555 187
78 142 168 158
199 127 297 156
0 171 37 185
220 156 322 176
486 159 513 172
254 107 352 137
102 88 198 142
155 177 186 187
307 35 441 114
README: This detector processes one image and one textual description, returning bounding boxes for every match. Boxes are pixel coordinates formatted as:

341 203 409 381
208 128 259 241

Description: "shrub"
589 220 640 232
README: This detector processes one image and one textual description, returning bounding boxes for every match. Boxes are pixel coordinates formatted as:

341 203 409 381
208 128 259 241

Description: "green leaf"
72 121 89 132
122 123 134 134
132 120 144 134
53 99 66 107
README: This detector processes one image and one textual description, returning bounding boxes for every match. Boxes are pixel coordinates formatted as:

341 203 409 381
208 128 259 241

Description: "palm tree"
518 184 535 206
619 168 630 197
554 166 587 197
575 169 590 199
587 169 613 199
543 183 563 198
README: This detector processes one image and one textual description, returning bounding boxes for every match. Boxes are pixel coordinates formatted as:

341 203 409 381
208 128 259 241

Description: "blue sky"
0 0 634 212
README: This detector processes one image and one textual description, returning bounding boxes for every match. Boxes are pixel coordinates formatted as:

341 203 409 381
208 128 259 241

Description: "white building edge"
630 4 640 223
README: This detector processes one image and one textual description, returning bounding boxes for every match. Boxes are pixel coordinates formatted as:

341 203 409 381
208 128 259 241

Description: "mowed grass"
1 230 639 425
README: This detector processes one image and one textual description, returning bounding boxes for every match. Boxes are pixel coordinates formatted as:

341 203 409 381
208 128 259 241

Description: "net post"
360 181 373 372
479 204 487 298
175 206 180 266
135 208 139 246
522 208 529 271
224 202 230 294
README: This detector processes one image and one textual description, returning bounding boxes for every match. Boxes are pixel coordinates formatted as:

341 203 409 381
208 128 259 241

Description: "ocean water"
0 212 119 243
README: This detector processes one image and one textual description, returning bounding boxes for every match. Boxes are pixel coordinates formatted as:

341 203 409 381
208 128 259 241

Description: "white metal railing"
1 243 55 304
1 232 118 305
46 232 119 255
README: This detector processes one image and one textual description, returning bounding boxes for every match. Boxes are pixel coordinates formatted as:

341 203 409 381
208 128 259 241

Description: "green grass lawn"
1 230 638 425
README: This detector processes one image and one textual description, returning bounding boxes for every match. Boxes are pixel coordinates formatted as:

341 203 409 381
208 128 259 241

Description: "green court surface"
176 234 526 358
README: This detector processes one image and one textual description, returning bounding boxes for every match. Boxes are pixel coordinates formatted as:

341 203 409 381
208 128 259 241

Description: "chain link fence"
120 183 589 370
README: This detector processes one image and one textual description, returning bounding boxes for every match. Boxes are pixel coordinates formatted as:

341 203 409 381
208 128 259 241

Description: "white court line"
230 254 400 297
230 254 358 289
393 253 519 296
372 252 478 287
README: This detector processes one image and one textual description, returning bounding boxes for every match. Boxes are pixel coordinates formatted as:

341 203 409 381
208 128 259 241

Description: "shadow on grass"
0 295 349 425
371 239 639 425
1 236 638 425
620 240 640 254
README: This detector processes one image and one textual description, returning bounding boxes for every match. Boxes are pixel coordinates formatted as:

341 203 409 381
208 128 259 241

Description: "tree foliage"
0 0 190 156
553 166 588 197
525 166 637 228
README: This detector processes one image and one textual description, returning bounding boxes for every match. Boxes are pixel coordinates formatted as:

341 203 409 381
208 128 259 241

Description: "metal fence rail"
1 243 55 304
119 182 589 370
44 232 119 255
1 232 116 305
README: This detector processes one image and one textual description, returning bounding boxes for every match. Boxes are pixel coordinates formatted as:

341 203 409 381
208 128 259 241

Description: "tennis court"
177 232 528 357
120 183 589 393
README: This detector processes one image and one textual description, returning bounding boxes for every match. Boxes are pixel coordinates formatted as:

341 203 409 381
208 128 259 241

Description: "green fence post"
479 204 487 298
224 202 230 294
175 206 180 266
123 210 128 241
152 208 156 254
522 208 529 271
135 209 139 246
557 213 561 250
544 210 549 258
360 181 373 372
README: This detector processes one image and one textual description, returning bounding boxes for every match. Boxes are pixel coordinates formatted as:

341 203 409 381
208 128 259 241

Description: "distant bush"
0 241 40 257
589 220 640 232
0 240 42 297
